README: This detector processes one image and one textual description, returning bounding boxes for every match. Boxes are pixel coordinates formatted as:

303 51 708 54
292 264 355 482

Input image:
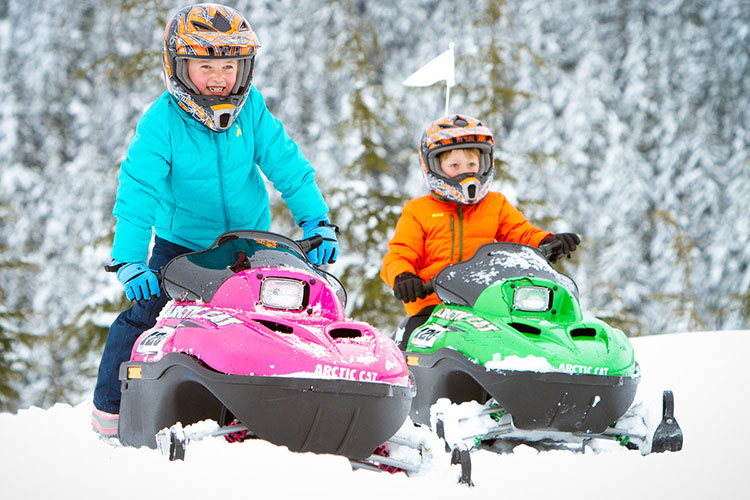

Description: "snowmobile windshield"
160 230 346 304
433 242 579 307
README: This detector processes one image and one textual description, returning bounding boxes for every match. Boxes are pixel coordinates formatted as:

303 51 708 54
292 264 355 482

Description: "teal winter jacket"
111 87 329 263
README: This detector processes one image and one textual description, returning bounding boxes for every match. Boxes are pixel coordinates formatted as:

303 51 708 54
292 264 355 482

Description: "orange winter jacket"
381 192 552 316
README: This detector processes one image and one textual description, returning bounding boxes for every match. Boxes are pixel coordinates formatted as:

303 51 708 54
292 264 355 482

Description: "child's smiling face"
439 148 481 178
186 59 239 96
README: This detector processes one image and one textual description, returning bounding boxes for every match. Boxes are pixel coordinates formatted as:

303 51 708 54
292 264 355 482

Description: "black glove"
540 233 581 262
393 272 427 303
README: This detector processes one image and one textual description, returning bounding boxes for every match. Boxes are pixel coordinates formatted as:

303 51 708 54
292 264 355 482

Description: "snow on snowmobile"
396 239 683 484
117 230 414 464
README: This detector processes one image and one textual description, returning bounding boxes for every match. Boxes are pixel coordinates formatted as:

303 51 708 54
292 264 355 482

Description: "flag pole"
444 81 450 116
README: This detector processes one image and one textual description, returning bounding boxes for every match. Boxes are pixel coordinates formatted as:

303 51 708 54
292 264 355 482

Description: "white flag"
403 44 455 87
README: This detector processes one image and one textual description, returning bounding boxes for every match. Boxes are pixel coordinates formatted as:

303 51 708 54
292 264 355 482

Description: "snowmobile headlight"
513 286 551 312
260 278 306 310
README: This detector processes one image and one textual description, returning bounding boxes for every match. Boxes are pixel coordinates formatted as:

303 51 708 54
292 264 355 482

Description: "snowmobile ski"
650 390 683 453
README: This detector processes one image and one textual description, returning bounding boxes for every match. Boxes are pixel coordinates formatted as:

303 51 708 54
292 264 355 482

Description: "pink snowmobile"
117 230 413 462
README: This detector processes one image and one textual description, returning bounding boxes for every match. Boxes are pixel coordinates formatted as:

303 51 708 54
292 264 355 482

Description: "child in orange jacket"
380 114 580 348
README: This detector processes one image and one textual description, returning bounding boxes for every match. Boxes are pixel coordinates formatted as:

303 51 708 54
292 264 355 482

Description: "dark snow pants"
93 236 195 414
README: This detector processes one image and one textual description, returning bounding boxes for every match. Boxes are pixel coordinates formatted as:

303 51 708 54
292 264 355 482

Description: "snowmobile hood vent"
255 319 294 334
329 327 363 339
508 322 541 335
570 327 597 338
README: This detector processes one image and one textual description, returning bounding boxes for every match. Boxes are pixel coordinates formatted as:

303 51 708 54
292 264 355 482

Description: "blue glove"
115 262 160 301
300 216 340 265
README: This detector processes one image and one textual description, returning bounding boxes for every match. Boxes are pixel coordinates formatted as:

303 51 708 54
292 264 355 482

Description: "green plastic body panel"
407 277 637 377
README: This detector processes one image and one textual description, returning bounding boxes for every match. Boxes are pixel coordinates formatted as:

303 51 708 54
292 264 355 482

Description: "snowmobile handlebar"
538 233 581 262
107 234 324 278
538 239 563 261
296 235 324 256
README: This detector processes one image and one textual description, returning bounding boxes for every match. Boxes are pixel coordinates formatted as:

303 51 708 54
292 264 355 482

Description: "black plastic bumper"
407 348 639 434
118 353 413 459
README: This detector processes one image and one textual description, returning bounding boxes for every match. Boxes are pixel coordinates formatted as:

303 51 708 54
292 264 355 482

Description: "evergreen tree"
323 0 414 330
0 283 27 412
2 0 749 410
458 0 561 229
0 0 167 408
528 0 749 335
0 202 33 412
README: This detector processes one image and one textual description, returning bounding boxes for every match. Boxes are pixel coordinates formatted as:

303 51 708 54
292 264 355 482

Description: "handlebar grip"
538 239 562 261
422 281 435 295
538 233 581 262
297 235 324 255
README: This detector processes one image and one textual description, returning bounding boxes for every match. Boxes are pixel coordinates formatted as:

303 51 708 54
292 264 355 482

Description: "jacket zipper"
214 133 230 231
450 215 455 262
457 204 464 261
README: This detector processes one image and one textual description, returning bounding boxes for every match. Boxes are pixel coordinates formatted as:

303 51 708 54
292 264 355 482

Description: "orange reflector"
406 355 419 366
127 366 142 379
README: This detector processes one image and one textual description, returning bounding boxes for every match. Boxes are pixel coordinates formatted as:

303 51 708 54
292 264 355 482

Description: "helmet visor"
426 142 493 179
175 55 255 96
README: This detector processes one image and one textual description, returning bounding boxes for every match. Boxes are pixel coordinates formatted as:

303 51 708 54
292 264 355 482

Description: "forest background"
1 0 748 412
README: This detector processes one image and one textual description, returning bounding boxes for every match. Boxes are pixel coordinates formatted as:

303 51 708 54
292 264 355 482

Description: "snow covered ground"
1 330 747 499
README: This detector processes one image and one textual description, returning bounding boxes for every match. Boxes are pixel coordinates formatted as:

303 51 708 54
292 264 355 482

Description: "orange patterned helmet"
162 3 259 131
419 114 495 204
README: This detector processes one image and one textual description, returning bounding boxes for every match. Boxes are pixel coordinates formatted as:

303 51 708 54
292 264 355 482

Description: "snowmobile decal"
163 304 243 327
135 328 175 355
411 325 447 348
432 308 499 332
313 364 380 382
255 238 278 248
558 363 609 376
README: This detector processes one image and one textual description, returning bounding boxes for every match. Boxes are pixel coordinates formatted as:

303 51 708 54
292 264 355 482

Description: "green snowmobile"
399 240 682 482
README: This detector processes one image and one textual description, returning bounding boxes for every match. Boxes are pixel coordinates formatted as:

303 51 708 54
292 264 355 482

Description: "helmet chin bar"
426 171 489 205
455 174 482 204
212 104 235 129
190 94 244 130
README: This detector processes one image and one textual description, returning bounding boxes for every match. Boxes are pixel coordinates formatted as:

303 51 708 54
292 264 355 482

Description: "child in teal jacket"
111 87 331 264
92 3 339 437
